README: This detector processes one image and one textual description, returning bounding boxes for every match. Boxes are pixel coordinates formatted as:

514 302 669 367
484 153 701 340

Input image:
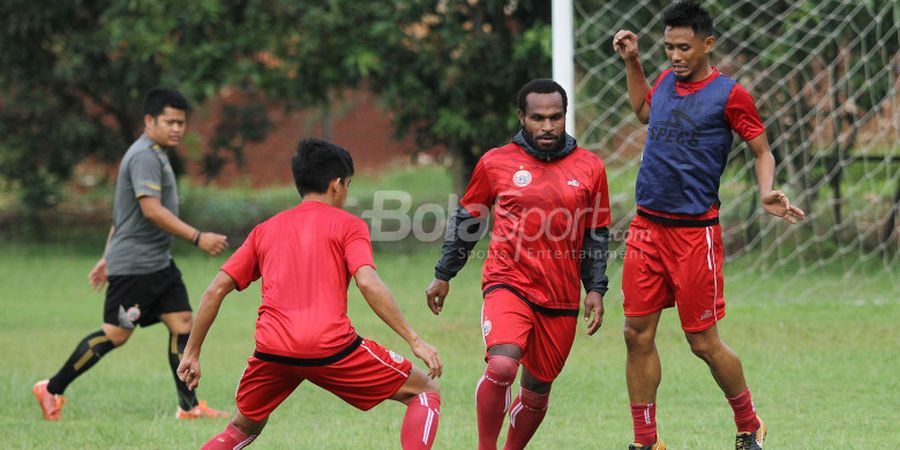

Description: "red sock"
476 355 519 450
727 387 760 432
503 388 549 450
202 423 257 450
630 403 657 446
401 392 441 449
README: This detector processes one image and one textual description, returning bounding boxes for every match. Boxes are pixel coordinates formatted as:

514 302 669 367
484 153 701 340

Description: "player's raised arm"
177 271 237 390
745 134 806 224
613 29 652 124
355 266 443 378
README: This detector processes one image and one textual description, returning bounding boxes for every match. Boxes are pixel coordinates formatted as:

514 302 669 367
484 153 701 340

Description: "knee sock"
400 392 441 449
202 423 257 450
727 387 760 432
630 403 657 446
504 388 549 450
47 330 117 395
168 332 199 411
476 355 519 450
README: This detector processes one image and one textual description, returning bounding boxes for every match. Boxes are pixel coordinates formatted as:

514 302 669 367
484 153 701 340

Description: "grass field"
1 241 897 449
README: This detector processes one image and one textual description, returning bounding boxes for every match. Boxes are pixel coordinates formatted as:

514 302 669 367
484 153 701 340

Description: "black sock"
47 330 117 395
168 332 198 411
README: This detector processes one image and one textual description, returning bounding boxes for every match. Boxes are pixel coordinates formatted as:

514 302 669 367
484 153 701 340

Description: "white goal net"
572 0 898 300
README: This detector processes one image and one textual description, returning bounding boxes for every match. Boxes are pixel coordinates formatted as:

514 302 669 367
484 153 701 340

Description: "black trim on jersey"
483 284 580 317
435 205 488 281
253 335 363 367
637 209 720 227
580 227 609 296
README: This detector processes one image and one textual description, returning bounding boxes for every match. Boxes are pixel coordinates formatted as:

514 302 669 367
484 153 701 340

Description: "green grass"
1 241 897 449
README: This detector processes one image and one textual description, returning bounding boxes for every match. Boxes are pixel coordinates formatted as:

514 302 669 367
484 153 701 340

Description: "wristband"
192 230 202 246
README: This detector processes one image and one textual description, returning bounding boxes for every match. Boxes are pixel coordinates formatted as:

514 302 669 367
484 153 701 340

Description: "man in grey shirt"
33 87 230 421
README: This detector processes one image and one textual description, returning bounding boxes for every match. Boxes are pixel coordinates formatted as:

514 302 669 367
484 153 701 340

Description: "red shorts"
481 287 577 382
235 338 413 421
622 215 726 332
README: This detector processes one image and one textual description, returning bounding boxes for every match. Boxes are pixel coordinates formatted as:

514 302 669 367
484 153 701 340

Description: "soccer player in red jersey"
425 79 612 449
613 2 805 449
177 138 443 450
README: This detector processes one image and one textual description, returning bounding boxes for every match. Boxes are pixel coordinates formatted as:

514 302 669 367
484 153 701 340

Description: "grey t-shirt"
106 134 180 275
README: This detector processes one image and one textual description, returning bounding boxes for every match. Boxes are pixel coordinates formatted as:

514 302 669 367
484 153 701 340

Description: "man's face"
144 106 186 147
664 26 714 82
517 92 566 152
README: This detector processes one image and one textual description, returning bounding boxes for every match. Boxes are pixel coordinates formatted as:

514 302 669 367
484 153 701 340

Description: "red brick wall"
188 88 421 187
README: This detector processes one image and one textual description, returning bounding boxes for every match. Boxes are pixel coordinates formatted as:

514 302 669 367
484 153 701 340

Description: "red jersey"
459 143 610 310
647 67 765 142
221 201 375 359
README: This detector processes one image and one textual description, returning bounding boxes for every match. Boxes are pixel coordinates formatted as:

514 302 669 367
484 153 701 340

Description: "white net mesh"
573 0 898 299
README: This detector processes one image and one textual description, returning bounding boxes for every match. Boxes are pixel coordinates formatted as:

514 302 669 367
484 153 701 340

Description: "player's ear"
143 114 156 129
329 177 342 194
704 35 715 54
517 109 525 127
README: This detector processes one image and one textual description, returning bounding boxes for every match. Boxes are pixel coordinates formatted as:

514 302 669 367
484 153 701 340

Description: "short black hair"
291 138 355 196
663 1 714 38
517 79 568 113
142 87 189 117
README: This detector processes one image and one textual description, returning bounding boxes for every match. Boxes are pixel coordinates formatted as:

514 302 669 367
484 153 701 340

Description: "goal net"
572 0 898 300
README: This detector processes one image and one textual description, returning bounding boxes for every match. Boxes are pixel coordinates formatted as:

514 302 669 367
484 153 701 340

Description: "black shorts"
104 260 191 329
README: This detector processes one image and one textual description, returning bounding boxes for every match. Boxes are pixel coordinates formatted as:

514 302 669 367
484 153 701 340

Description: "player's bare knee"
422 376 440 394
686 333 719 362
101 324 132 346
623 324 653 351
161 311 193 334
232 411 267 435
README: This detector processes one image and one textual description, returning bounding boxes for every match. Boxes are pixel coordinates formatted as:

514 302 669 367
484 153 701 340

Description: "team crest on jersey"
388 350 404 364
482 320 492 337
512 169 532 187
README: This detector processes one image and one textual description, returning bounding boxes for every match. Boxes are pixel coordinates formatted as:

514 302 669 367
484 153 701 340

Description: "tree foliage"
0 0 555 215
0 0 247 213
373 0 552 192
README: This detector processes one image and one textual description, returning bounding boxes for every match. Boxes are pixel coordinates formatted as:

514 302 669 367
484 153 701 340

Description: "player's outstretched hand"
198 232 229 256
177 355 202 391
88 258 108 292
410 337 443 379
762 190 806 224
613 29 640 61
425 278 450 315
583 291 605 336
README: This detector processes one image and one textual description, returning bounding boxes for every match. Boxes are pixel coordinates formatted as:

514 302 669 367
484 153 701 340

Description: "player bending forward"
178 138 443 449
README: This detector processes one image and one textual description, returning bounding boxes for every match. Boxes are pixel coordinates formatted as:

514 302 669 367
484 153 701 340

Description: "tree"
373 0 552 193
0 0 249 223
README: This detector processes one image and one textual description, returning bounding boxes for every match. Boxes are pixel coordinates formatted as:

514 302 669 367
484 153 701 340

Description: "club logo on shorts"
482 320 492 337
700 309 713 321
117 304 141 328
388 350 404 364
512 169 532 187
